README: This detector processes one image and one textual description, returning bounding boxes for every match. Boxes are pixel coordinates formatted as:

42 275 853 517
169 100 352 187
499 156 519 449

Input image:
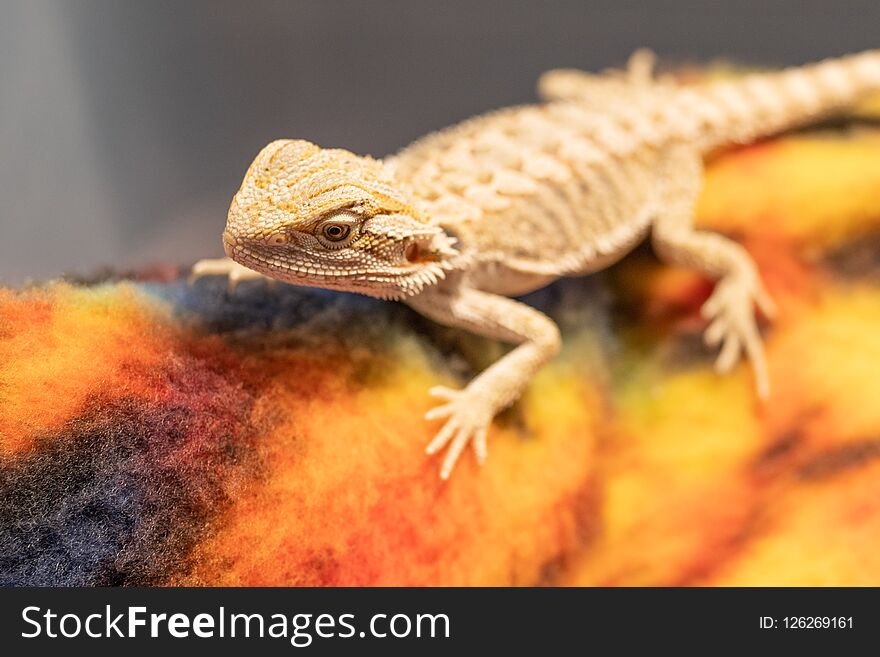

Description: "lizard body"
193 50 880 478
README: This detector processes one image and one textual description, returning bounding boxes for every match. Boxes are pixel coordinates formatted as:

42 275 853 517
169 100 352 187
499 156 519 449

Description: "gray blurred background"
1 0 878 284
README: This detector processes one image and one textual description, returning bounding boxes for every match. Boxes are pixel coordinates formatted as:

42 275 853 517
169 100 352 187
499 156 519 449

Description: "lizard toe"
425 385 494 479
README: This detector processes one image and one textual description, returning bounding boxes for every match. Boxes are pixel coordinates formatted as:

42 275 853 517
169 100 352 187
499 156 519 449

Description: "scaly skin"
193 50 880 479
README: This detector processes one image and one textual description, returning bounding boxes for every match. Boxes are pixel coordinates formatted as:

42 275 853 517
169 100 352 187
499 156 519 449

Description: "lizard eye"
322 224 350 242
315 212 359 248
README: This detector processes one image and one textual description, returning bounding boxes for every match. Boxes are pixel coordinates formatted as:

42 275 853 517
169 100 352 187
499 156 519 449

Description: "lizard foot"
701 275 776 399
424 385 493 480
189 257 272 293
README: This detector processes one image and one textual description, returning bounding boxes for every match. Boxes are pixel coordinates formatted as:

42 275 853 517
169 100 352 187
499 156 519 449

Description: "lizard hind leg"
537 48 672 104
651 148 776 398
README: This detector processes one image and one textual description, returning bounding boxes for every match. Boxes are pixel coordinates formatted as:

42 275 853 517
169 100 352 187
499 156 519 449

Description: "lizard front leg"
189 257 272 292
407 286 561 479
652 147 776 397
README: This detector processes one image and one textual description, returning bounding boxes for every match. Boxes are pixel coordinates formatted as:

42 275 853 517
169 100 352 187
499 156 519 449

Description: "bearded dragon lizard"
193 50 880 479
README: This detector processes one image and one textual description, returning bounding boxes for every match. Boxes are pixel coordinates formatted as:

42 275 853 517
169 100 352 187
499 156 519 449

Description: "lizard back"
389 50 880 291
390 102 666 288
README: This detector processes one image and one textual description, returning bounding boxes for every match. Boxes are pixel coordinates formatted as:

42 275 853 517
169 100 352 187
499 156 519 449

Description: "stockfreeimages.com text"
22 606 450 646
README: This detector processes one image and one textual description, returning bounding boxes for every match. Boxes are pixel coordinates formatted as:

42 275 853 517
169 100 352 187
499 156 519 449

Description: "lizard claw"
189 258 271 294
425 385 494 479
700 276 774 399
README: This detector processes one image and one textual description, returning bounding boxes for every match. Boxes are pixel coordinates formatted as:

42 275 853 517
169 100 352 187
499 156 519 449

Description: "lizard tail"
683 50 880 149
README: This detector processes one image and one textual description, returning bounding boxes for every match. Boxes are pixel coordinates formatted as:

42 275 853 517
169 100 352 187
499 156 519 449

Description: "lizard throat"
225 242 466 300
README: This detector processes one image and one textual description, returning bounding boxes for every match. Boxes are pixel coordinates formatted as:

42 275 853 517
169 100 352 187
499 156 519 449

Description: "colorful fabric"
2 92 879 587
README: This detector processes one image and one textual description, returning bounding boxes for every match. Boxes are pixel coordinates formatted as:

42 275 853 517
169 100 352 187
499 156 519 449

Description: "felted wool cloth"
2 87 880 587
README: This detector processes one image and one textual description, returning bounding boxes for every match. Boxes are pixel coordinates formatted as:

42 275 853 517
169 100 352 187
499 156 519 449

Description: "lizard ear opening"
405 242 420 263
403 236 451 264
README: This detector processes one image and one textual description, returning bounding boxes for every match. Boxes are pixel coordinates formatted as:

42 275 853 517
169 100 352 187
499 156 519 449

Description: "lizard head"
222 139 460 299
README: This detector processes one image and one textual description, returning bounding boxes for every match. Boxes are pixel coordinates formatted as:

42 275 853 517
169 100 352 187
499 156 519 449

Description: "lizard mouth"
222 230 238 257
